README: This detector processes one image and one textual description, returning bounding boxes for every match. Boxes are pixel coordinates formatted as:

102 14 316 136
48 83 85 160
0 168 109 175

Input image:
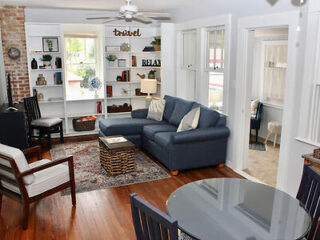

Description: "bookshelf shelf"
26 23 162 137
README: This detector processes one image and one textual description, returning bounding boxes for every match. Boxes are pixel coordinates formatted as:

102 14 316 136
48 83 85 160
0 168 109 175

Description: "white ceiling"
0 0 198 11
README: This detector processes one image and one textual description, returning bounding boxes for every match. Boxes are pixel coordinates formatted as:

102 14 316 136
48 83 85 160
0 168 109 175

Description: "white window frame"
205 26 226 73
175 14 231 113
259 40 288 108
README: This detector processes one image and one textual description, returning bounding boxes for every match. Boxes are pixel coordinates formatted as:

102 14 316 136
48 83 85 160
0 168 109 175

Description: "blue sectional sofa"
99 95 230 173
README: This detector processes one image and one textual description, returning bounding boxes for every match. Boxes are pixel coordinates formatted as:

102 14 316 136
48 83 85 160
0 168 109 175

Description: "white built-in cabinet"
25 23 163 137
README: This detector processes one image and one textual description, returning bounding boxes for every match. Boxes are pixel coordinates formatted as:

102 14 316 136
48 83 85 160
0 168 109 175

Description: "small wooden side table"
99 135 136 175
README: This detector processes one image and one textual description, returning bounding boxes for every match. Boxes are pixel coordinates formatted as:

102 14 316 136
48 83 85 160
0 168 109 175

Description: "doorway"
232 11 300 191
243 27 288 186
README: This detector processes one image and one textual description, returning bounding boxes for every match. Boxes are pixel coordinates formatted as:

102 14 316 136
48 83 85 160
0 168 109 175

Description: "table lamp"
140 79 157 99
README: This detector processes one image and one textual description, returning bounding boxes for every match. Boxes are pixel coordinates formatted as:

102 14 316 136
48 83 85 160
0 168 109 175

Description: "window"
65 35 102 100
262 41 287 105
207 28 225 111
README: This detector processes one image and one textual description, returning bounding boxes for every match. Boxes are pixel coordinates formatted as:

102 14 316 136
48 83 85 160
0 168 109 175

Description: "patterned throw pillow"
147 99 166 121
177 107 200 132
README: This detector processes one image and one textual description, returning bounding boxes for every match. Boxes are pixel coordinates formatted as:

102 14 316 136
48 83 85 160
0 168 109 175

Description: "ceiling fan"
86 0 171 24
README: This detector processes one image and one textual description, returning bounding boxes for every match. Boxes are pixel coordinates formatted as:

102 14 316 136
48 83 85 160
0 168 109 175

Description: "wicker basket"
72 118 96 131
99 139 136 175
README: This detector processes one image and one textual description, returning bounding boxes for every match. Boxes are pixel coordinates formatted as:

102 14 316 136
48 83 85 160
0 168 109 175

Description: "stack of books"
121 70 130 82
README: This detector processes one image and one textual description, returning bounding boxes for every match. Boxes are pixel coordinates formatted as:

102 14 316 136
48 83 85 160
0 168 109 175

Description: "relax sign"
113 28 141 37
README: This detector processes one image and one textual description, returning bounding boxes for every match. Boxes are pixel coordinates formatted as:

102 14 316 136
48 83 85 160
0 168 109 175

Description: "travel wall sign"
113 28 141 37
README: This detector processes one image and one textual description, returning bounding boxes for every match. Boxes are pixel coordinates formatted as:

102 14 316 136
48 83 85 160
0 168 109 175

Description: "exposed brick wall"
0 6 29 102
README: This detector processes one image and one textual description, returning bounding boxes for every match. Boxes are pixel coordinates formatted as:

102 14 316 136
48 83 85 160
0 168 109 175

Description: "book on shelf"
121 70 130 82
132 56 137 67
96 101 102 113
54 72 62 85
106 85 113 97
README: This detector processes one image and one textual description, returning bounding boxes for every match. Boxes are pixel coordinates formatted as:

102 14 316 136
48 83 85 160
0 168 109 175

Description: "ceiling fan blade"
139 12 171 18
132 16 152 24
86 17 114 20
149 16 171 20
103 17 123 23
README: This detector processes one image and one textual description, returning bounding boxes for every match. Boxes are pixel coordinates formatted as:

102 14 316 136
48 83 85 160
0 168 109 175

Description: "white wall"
170 0 314 196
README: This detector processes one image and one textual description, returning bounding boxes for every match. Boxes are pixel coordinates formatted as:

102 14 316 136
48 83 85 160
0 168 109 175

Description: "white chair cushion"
31 117 62 127
2 159 70 197
0 144 34 184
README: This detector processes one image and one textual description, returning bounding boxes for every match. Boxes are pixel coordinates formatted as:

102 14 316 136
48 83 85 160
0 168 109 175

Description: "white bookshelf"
25 23 162 137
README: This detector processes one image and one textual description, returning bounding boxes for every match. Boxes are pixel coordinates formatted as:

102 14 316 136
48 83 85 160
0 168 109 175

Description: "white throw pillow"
177 107 200 132
147 99 166 121
251 99 259 117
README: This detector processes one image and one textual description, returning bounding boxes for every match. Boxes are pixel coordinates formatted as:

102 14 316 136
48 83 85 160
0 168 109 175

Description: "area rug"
249 142 266 151
50 140 170 195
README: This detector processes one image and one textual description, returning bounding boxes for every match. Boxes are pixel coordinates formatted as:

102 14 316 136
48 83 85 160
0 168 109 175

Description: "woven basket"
72 118 96 131
99 140 136 175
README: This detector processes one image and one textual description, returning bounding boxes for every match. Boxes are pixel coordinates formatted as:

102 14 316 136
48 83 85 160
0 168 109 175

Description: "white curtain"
263 44 287 103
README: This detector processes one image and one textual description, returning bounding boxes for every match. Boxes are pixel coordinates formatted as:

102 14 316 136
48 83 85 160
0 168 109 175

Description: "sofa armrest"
171 127 230 144
131 108 148 119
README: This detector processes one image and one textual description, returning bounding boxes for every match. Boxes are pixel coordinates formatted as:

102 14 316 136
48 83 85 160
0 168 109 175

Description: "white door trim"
232 11 300 191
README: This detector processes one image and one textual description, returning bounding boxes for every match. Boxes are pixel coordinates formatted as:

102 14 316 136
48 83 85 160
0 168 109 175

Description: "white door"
181 30 197 101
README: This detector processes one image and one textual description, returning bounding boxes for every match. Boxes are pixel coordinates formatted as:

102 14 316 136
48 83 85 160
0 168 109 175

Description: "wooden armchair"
0 144 76 230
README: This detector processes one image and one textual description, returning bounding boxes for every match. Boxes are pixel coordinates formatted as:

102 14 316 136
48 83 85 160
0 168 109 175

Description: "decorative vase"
154 45 161 51
109 61 115 67
31 58 38 69
148 70 156 79
55 57 62 69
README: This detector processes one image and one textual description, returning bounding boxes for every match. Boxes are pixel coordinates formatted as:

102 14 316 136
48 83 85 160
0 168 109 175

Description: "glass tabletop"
166 178 311 240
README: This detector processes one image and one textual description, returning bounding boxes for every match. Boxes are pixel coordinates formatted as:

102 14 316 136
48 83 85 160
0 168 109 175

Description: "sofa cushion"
192 103 220 128
99 118 164 136
154 132 175 147
0 144 34 185
168 98 194 126
143 124 177 141
177 107 200 132
2 159 70 197
147 99 166 121
163 95 177 122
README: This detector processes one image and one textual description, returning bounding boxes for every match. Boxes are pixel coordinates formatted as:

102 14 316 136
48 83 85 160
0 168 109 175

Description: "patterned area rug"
249 142 266 151
50 140 170 195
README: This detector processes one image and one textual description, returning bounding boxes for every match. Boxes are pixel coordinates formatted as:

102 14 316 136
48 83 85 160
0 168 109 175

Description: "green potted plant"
150 37 161 51
41 54 52 67
106 54 117 67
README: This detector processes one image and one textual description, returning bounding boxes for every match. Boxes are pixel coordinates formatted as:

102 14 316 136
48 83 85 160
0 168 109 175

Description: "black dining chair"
250 102 263 143
296 164 320 240
24 96 63 149
130 193 194 240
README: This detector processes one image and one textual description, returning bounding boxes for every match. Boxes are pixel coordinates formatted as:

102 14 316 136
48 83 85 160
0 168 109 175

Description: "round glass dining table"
166 178 311 240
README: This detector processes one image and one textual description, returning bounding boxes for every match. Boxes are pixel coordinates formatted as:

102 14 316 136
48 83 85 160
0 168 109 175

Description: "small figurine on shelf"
36 74 47 85
137 73 145 79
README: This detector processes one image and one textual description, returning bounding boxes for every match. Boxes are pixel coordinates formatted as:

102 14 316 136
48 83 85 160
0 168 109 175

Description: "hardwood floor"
0 136 243 240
